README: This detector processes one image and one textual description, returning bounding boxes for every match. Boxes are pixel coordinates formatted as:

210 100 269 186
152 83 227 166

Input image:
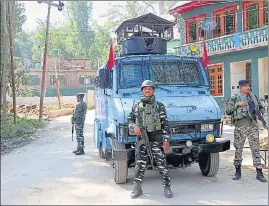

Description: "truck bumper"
194 138 230 153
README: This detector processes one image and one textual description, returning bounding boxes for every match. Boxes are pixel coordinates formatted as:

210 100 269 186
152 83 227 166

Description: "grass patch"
1 113 45 154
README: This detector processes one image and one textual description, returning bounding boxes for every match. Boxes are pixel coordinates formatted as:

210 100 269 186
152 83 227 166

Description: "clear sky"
21 1 124 31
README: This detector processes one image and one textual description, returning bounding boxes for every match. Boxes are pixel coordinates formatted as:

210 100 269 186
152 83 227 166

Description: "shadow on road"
1 114 268 205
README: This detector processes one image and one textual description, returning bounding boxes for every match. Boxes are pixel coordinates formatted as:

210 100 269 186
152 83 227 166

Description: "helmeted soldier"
127 80 173 199
226 80 267 182
71 93 87 155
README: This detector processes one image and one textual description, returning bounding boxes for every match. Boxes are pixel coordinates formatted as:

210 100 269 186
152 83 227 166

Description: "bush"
1 115 44 140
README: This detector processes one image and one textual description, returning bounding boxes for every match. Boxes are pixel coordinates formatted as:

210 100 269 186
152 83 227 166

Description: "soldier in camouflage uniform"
127 80 173 199
71 93 87 155
226 80 267 182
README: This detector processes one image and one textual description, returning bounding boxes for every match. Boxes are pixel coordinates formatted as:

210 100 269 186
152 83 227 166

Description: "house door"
246 62 252 86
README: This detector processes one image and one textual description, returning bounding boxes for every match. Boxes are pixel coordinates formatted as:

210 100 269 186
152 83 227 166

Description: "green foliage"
0 114 43 140
13 2 27 35
12 2 32 59
89 22 111 70
67 1 94 54
11 0 178 72
6 58 29 97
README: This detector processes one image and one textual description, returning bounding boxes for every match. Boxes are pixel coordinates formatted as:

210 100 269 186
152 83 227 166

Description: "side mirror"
99 69 109 89
97 68 113 89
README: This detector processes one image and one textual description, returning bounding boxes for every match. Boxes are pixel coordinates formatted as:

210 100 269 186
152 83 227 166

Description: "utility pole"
39 3 51 121
38 1 64 121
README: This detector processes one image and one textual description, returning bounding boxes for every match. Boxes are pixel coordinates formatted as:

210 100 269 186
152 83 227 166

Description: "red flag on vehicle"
107 40 115 70
202 42 209 68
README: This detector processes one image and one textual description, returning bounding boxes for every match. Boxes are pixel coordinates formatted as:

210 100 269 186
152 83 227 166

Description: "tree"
89 22 111 70
139 1 178 15
101 0 178 26
11 2 29 58
67 1 94 56
100 1 149 30
8 0 17 123
0 1 9 123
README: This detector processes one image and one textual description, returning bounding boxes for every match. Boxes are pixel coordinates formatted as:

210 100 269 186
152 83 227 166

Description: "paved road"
1 111 268 205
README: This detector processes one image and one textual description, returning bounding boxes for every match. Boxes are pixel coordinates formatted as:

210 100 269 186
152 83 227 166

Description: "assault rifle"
136 126 155 170
248 100 267 128
72 123 74 142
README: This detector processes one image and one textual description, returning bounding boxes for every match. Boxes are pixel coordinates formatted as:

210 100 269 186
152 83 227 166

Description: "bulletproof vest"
136 101 162 132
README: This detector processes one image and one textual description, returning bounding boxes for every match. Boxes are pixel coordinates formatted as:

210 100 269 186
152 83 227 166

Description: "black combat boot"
73 148 79 153
164 185 173 198
75 148 85 155
130 183 143 199
232 165 241 180
256 168 267 182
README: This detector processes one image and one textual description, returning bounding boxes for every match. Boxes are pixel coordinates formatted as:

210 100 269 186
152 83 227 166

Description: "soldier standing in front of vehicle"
71 93 87 155
226 80 267 182
127 80 173 199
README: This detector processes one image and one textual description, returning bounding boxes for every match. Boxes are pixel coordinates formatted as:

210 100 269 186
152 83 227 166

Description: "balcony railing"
175 26 268 57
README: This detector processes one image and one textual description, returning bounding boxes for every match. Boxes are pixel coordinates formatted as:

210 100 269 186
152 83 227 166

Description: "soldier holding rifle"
127 80 173 199
71 93 87 155
226 80 267 182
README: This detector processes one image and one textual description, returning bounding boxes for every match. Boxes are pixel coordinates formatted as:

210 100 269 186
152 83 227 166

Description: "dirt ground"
6 101 75 119
1 111 268 205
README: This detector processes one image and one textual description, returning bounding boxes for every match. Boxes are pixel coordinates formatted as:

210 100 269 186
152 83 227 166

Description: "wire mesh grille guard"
118 59 205 88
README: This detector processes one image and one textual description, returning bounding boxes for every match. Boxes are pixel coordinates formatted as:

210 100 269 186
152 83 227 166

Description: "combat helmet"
141 80 155 90
76 93 85 98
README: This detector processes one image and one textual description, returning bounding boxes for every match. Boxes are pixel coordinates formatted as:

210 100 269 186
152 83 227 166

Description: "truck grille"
170 125 196 134
116 121 221 142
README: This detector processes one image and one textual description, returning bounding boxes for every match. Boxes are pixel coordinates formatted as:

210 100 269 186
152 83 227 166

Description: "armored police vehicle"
94 13 230 184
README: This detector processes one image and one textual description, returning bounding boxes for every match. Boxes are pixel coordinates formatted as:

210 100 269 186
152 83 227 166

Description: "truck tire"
99 144 105 159
199 152 219 177
113 140 128 184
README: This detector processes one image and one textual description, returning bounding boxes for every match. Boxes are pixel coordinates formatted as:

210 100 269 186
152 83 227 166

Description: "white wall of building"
230 61 247 96
258 58 268 99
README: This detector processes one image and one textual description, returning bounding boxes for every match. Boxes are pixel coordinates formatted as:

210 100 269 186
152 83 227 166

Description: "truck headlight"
201 124 214 132
119 124 129 137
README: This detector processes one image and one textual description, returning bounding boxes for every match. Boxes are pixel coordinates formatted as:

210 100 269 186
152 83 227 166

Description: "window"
243 1 268 31
208 64 223 96
186 14 206 43
50 75 65 86
212 5 237 38
246 62 252 86
79 76 85 85
118 60 205 89
264 1 268 25
22 75 40 85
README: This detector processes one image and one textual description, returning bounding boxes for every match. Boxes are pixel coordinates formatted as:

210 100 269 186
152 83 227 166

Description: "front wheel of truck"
112 140 128 184
199 152 219 177
99 144 105 159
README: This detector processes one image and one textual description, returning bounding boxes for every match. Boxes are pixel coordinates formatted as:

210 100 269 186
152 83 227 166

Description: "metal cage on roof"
115 13 176 56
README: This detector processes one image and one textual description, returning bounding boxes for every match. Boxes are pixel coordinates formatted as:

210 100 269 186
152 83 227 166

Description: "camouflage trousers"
75 123 85 150
134 142 171 186
233 126 262 169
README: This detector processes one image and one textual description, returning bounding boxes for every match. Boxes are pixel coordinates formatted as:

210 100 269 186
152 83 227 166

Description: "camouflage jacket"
226 92 265 122
72 101 87 124
127 100 170 139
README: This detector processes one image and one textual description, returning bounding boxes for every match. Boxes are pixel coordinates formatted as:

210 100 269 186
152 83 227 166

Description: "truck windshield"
118 60 206 89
